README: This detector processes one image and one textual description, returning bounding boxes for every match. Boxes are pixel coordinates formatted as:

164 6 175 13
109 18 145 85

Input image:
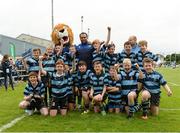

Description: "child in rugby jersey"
98 43 118 73
89 61 107 115
53 43 65 63
117 41 137 70
119 58 143 118
104 66 121 113
74 61 92 114
40 60 72 116
140 58 172 120
25 48 41 73
136 40 158 70
92 27 111 63
19 72 48 116
63 45 78 73
41 46 55 106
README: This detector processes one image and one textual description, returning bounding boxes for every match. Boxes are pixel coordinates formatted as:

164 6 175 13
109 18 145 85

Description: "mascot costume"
51 23 74 53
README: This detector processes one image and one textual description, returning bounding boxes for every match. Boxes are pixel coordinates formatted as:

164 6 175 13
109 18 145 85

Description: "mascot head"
51 23 74 45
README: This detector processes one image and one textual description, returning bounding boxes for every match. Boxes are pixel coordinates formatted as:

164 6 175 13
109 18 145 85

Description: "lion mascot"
51 23 74 53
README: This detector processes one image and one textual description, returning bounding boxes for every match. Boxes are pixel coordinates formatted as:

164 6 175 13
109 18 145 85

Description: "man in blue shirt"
128 35 140 54
76 32 94 70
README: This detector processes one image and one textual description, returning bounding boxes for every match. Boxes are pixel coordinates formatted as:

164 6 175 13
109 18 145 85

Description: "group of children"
19 28 172 120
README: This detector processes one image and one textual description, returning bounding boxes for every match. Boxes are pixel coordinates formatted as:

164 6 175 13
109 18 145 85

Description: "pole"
88 28 90 39
51 0 54 31
81 16 83 32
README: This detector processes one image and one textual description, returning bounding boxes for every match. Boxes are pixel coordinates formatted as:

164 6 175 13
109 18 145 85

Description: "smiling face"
144 62 153 73
78 65 87 73
123 59 132 72
124 44 132 53
107 46 115 55
54 45 61 54
33 50 40 59
94 63 103 74
56 64 64 73
92 39 101 49
46 47 53 55
29 75 38 85
109 67 117 77
79 33 88 44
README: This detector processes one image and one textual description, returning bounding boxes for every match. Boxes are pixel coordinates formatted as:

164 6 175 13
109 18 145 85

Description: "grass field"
0 68 180 132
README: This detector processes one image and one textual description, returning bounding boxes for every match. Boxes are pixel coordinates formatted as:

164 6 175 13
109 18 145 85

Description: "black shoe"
127 112 133 119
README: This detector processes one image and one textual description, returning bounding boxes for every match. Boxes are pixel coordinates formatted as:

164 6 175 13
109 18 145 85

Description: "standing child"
19 72 48 116
104 66 121 113
118 41 137 70
98 43 118 73
25 48 41 74
140 58 172 120
137 40 158 70
1 54 14 91
89 61 107 115
92 27 111 64
41 46 55 106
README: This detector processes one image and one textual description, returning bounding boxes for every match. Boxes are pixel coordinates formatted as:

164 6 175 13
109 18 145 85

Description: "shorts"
27 98 45 110
50 97 68 110
108 102 121 109
68 94 75 103
121 90 137 106
150 92 160 106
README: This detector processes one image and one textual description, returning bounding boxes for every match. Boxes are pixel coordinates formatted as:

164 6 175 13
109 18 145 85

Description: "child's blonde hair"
123 58 131 64
139 40 148 47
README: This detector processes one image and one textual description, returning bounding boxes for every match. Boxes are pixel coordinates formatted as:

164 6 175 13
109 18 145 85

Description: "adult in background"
128 35 140 54
76 32 94 70
1 54 14 91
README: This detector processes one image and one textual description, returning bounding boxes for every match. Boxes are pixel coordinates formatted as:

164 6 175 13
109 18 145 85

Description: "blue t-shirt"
76 43 94 70
131 44 140 54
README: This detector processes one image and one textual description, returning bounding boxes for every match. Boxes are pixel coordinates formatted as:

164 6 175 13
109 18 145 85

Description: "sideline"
168 82 180 86
160 108 180 111
0 114 26 132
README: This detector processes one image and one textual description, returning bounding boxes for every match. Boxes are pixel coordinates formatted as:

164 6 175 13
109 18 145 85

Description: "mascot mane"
51 23 74 45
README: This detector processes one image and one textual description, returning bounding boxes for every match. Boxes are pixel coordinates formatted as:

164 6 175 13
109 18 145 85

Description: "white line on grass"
160 108 180 111
168 82 180 86
0 114 26 132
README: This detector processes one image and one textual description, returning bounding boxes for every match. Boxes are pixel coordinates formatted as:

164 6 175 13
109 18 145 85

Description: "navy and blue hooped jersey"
42 56 55 72
137 51 158 69
48 72 71 99
119 69 139 95
142 71 167 94
118 51 137 69
92 45 107 65
26 57 40 73
53 53 65 63
90 72 107 96
24 82 45 97
65 72 73 96
104 75 121 103
99 52 118 72
74 69 92 89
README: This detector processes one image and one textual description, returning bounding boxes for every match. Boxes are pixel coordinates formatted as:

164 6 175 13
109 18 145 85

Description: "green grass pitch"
0 68 180 132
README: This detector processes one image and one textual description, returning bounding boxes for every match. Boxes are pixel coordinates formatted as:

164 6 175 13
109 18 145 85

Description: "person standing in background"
1 54 14 91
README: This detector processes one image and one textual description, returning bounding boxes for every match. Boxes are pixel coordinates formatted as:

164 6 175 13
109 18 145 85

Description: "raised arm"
39 57 47 76
104 27 111 46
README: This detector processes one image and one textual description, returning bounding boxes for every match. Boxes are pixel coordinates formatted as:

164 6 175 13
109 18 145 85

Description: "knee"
128 92 136 100
142 91 150 101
